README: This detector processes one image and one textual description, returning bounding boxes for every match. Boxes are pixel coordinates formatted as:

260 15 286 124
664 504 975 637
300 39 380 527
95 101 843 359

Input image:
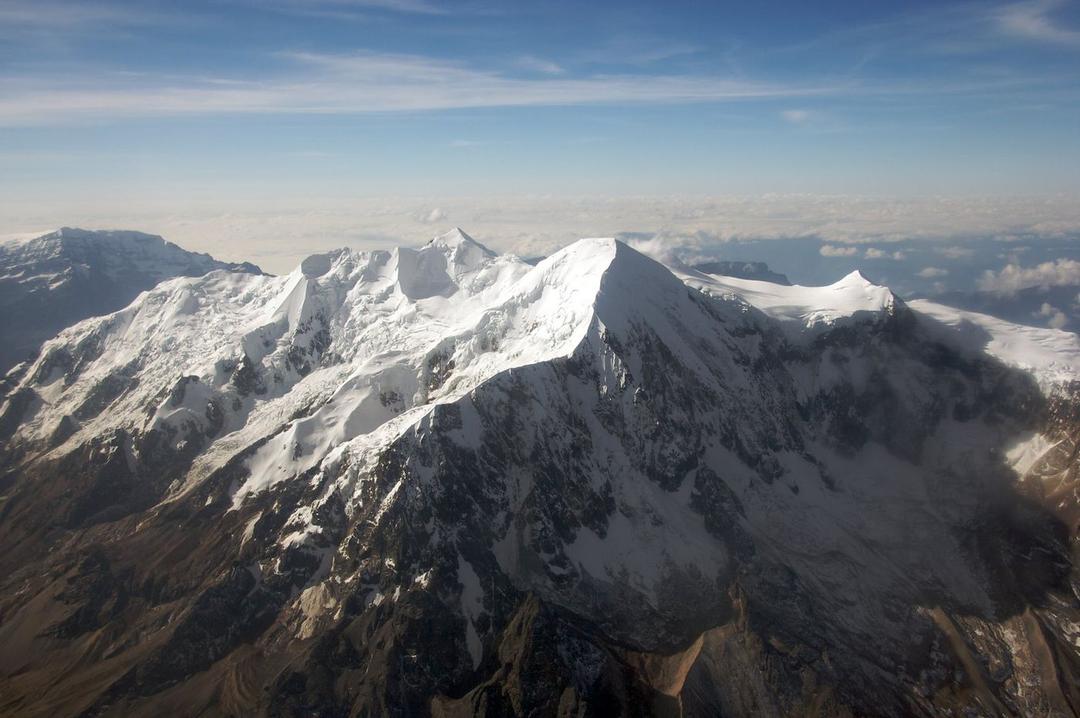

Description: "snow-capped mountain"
0 227 262 374
1 229 1078 717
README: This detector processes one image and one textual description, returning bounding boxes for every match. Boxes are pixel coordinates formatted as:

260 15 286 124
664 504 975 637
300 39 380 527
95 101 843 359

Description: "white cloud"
418 207 447 223
917 266 949 278
622 236 684 264
978 258 1080 293
1035 302 1068 329
0 0 177 31
315 0 448 14
934 245 975 259
820 244 859 257
864 247 905 260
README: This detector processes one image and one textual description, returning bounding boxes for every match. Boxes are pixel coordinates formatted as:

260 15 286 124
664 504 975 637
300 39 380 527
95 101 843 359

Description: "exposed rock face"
0 227 263 373
0 230 1078 717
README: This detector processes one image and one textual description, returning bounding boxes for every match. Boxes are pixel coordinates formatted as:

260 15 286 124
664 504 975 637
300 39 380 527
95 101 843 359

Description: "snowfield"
8 228 1079 501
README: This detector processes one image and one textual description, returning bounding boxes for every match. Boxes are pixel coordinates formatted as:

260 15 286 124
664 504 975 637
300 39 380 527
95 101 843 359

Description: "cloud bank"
978 257 1080 293
4 194 1079 277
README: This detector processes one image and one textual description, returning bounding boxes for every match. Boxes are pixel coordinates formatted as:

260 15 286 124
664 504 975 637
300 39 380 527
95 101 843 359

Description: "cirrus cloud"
0 50 840 127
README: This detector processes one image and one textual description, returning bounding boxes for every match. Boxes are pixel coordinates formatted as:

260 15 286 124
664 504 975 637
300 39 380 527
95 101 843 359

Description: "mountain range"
0 228 262 374
1 228 1078 717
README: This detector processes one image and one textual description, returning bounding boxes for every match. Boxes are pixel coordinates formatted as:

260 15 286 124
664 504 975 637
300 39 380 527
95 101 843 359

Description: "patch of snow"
1005 432 1058 477
458 554 485 669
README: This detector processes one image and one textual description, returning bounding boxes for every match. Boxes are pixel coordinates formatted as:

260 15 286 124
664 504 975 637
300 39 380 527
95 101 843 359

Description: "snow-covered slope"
679 268 1080 382
0 227 262 374
910 298 1080 384
1 230 1078 718
682 268 898 338
929 284 1080 336
6 230 615 491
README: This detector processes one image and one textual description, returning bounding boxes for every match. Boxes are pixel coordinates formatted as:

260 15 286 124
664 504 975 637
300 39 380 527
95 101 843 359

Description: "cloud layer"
5 194 1079 277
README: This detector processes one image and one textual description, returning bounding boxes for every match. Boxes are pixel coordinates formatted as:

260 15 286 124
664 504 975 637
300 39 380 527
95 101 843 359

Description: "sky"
1 0 1079 284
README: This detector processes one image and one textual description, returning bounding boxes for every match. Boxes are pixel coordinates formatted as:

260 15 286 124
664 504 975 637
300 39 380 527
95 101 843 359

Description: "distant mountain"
932 285 1080 334
689 259 791 285
1 230 1078 716
0 227 263 373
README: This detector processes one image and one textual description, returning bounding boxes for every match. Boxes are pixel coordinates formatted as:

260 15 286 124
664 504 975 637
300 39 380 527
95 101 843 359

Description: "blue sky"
2 0 1079 199
1 0 1079 290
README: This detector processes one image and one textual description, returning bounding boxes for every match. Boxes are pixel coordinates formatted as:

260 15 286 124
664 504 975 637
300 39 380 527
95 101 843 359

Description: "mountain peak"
0 228 263 372
49 227 167 246
678 265 898 337
428 227 494 255
418 227 499 282
837 269 871 285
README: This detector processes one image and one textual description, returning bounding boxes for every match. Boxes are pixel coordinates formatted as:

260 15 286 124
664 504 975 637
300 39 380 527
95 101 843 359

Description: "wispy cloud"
0 0 184 35
0 1 1076 128
775 0 1080 63
251 0 454 20
0 0 455 35
995 0 1080 46
515 55 565 75
575 38 702 67
2 40 1068 127
314 0 448 13
0 51 839 126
